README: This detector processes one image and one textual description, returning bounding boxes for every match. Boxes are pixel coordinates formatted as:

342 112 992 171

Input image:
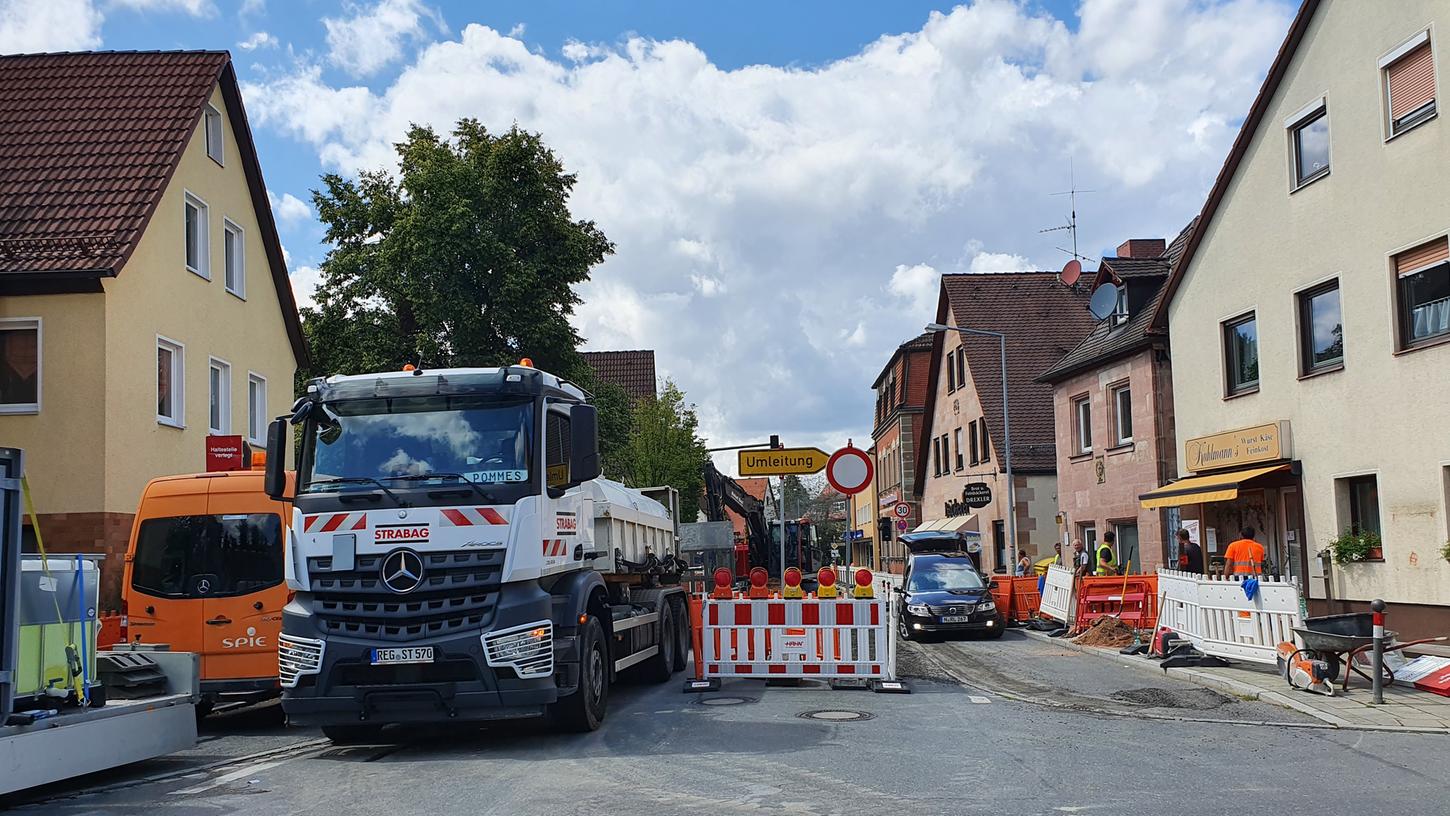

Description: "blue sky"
1 0 1296 461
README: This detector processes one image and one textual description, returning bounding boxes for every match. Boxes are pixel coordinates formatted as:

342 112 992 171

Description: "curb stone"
1021 629 1450 735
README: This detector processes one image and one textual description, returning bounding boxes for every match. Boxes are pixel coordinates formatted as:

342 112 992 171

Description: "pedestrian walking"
1176 528 1204 574
1223 526 1266 577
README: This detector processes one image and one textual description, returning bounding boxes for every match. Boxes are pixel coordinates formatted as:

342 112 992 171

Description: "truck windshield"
302 396 534 494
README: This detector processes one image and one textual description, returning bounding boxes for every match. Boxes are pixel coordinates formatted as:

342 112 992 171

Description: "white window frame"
1380 29 1438 141
184 190 210 280
1285 97 1330 191
208 357 231 434
247 372 268 445
1073 395 1092 455
223 218 245 298
0 317 41 415
204 103 224 166
1110 383 1133 446
157 335 185 428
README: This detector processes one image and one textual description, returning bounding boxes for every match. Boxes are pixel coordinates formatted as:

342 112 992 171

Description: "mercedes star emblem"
380 549 425 594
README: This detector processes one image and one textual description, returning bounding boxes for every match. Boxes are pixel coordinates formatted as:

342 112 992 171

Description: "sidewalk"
1024 629 1450 733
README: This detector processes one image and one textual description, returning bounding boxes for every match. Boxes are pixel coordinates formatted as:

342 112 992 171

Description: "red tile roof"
917 272 1096 480
0 50 308 364
582 350 657 399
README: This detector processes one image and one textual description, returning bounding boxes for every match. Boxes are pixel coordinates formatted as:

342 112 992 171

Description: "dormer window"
1112 285 1129 326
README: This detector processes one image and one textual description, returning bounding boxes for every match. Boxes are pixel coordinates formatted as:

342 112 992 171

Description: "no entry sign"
826 445 873 496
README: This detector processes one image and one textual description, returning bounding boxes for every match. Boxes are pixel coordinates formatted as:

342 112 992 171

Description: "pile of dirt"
1072 616 1137 648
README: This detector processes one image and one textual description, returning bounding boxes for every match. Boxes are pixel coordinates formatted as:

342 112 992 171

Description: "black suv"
896 551 1004 641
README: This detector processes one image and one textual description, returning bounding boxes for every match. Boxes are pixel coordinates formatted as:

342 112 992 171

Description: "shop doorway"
1113 522 1141 573
1280 487 1306 586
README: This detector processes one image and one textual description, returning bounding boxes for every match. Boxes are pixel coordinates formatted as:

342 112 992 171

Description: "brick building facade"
870 333 933 573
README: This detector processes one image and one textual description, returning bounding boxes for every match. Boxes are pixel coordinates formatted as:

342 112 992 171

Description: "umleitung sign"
1185 421 1291 472
738 447 830 476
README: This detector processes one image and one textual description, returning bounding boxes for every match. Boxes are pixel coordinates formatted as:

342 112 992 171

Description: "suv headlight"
907 603 929 615
979 600 996 612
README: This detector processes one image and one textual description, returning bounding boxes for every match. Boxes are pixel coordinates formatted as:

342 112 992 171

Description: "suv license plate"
371 647 434 665
941 615 972 624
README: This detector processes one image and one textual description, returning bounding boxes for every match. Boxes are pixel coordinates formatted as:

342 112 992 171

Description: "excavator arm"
702 461 771 573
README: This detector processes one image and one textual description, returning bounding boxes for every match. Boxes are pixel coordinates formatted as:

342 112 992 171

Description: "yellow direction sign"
738 447 830 476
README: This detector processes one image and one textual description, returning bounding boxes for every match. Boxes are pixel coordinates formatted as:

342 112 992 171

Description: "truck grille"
306 550 504 642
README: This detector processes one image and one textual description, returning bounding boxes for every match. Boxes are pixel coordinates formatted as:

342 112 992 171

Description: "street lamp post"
925 323 1016 576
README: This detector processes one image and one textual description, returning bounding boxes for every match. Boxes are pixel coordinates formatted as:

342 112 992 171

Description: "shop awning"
1138 464 1291 509
909 515 976 533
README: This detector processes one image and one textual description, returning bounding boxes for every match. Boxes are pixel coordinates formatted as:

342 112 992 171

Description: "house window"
157 337 185 427
1112 286 1129 326
223 219 245 297
1223 313 1259 395
946 351 957 392
1114 522 1140 574
954 428 964 471
1073 395 1092 454
1382 33 1437 137
0 318 40 414
968 420 979 466
955 350 966 390
932 436 942 477
1341 475 1383 559
1110 384 1132 446
1289 103 1330 188
205 104 224 165
1298 281 1343 372
208 358 231 434
184 192 209 279
247 373 267 444
1395 237 1450 347
978 418 989 463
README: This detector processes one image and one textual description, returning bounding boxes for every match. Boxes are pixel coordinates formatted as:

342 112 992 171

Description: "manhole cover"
697 696 755 706
798 709 874 721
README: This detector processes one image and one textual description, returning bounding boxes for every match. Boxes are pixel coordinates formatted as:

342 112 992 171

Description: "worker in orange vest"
1222 526 1266 577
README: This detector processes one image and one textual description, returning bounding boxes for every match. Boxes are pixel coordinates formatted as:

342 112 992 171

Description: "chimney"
1116 238 1166 258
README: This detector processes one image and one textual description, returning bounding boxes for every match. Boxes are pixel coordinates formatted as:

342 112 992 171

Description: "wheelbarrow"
1292 613 1448 693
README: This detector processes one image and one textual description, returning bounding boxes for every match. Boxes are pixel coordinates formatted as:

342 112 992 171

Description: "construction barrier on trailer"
1154 568 1302 665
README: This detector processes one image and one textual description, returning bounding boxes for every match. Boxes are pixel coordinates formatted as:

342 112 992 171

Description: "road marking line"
170 758 290 795
968 695 991 704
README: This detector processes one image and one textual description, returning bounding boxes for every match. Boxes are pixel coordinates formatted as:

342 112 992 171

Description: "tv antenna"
1039 160 1095 265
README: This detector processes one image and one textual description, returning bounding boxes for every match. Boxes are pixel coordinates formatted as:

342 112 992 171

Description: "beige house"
0 51 307 606
1153 0 1450 636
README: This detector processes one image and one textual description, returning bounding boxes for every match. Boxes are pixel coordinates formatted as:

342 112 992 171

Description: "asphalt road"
9 633 1450 815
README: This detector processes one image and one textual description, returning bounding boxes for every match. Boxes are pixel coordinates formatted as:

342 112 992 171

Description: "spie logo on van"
375 524 429 544
223 627 268 649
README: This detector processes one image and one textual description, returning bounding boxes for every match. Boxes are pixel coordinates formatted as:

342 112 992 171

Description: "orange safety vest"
1223 538 1265 575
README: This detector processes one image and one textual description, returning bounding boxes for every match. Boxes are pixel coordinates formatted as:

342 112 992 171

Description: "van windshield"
131 514 283 599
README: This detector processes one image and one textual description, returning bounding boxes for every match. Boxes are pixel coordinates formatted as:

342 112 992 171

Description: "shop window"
0 318 40 414
1394 237 1450 348
1072 395 1091 454
157 336 185 427
1382 32 1437 138
1288 101 1330 189
1109 383 1132 446
1297 280 1343 373
1223 313 1259 395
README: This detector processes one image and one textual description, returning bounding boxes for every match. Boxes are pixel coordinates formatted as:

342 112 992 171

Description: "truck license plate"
941 615 972 624
371 647 434 665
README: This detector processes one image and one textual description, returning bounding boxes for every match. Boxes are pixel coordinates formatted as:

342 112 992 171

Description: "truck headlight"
483 621 554 679
907 603 929 616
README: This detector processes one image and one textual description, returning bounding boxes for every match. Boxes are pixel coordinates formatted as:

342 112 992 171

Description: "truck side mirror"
569 403 601 484
264 418 289 500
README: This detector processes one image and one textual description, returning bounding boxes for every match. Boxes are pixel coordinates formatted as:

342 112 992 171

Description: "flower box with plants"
1330 529 1382 564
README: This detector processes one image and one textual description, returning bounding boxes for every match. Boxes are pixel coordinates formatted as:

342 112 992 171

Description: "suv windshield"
908 560 986 592
302 396 534 493
131 514 283 599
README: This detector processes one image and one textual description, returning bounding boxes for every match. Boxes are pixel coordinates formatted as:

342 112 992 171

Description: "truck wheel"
671 597 690 673
642 603 676 684
553 616 609 732
322 724 385 744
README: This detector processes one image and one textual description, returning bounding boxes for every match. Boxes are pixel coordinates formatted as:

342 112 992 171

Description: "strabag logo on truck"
556 511 577 535
440 507 508 526
375 523 429 543
304 512 368 532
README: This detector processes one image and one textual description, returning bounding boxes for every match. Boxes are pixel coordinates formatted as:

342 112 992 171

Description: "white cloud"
109 0 214 16
248 0 1296 447
290 265 322 310
239 0 264 15
323 0 447 78
0 0 102 51
507 22 524 38
238 30 277 51
268 191 313 225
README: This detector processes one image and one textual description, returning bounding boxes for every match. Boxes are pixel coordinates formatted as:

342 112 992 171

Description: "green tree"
300 120 613 378
617 381 709 522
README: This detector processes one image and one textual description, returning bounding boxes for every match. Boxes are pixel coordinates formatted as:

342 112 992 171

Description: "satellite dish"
1060 259 1082 286
1088 283 1120 320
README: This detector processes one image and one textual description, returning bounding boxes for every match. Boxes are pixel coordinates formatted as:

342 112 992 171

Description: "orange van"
122 469 294 714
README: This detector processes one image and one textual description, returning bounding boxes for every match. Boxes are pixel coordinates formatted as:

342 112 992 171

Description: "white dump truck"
262 364 692 742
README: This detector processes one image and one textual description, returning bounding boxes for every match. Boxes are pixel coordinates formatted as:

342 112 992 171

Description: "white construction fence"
1155 568 1303 665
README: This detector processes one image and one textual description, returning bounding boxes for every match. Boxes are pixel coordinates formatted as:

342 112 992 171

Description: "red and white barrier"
698 597 895 684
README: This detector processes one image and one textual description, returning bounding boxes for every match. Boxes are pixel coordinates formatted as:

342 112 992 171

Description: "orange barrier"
1008 577 1041 623
1072 574 1158 634
990 579 1013 621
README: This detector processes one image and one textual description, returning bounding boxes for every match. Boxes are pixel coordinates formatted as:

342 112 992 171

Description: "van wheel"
322 724 386 744
671 597 690 673
642 603 676 684
552 616 609 732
